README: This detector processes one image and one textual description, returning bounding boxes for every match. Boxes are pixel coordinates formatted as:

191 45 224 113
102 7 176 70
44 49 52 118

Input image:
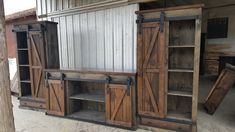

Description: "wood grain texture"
47 80 65 116
137 22 165 118
0 1 15 131
204 65 235 114
105 84 133 128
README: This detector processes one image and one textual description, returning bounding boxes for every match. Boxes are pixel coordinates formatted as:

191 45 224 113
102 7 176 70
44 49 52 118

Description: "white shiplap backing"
52 4 138 71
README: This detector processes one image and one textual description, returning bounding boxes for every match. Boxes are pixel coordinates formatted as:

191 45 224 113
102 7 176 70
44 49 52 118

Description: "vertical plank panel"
88 12 97 69
60 16 69 68
123 5 133 71
105 8 114 70
51 0 56 12
73 14 82 68
57 0 63 10
42 0 47 15
63 0 69 9
47 0 51 14
53 17 63 68
113 7 123 71
192 18 202 122
133 4 138 71
96 10 105 69
80 13 89 68
66 15 75 68
36 0 42 16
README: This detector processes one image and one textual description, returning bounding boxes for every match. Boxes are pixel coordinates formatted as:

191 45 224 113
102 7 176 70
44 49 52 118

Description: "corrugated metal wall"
51 4 138 71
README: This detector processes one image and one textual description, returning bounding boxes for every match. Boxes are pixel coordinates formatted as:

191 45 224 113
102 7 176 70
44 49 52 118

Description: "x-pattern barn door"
137 22 166 118
28 31 46 99
47 80 65 116
105 84 133 128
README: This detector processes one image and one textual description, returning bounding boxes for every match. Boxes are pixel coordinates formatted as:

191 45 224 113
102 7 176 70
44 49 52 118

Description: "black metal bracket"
60 73 65 88
127 77 132 96
106 76 112 94
160 11 165 32
136 14 144 34
45 72 51 88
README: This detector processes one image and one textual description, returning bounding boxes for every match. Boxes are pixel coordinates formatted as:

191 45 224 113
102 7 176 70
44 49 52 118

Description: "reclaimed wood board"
204 64 235 114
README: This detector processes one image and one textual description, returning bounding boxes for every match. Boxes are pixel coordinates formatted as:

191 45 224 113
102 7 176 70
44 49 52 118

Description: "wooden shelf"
18 48 28 51
67 110 105 123
70 93 105 103
168 45 195 48
168 90 192 97
19 64 29 67
20 80 31 83
168 69 194 73
167 111 191 122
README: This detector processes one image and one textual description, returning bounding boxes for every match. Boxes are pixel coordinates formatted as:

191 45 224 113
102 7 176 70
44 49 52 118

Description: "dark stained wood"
0 1 15 130
204 64 235 114
14 21 60 110
46 80 65 116
44 68 136 76
105 84 133 128
137 22 165 118
140 117 192 132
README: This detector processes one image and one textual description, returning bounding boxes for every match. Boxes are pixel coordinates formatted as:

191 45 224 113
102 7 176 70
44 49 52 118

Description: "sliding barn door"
105 84 133 128
47 80 65 116
28 32 46 99
137 22 166 118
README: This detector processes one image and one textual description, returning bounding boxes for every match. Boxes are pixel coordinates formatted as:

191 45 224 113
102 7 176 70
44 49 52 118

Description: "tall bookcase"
14 21 60 109
136 5 202 131
166 19 201 122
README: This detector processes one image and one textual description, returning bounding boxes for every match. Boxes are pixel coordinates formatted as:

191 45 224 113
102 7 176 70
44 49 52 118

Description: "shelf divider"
168 90 192 97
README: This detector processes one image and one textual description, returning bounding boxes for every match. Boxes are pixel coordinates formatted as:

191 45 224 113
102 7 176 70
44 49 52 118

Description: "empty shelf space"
67 110 105 123
20 80 31 83
168 90 192 97
168 45 195 48
167 111 191 122
70 93 105 103
168 69 194 73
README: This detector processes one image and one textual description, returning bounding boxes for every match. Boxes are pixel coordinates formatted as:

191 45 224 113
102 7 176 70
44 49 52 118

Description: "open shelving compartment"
66 80 106 123
167 19 196 121
16 31 32 99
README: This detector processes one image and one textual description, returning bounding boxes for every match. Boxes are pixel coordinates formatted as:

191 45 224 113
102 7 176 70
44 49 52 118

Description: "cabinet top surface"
44 68 137 76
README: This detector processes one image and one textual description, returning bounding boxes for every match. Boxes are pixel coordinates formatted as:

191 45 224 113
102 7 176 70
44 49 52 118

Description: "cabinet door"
47 80 65 116
137 22 166 118
28 31 46 99
105 84 133 128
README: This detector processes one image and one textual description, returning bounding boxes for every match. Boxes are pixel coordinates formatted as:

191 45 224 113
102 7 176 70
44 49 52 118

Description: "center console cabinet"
45 69 136 128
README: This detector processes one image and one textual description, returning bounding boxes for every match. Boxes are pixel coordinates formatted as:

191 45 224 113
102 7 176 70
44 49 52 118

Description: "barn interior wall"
51 4 138 71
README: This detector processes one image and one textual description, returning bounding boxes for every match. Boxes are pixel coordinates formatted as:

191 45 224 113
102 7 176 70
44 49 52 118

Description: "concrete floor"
13 76 235 132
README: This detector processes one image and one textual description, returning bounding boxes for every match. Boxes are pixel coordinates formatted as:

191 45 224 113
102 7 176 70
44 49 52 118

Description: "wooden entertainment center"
14 5 202 131
45 69 136 128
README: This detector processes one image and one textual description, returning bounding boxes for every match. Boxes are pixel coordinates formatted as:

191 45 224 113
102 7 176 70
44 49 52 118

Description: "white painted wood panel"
88 12 97 69
73 14 82 68
96 10 105 69
104 8 114 70
66 15 75 68
51 4 138 71
60 16 69 68
113 7 123 71
80 13 90 68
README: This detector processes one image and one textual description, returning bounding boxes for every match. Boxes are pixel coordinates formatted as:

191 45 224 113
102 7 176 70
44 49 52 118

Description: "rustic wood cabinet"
47 80 65 116
106 84 133 128
136 5 202 131
45 69 136 128
14 21 60 109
